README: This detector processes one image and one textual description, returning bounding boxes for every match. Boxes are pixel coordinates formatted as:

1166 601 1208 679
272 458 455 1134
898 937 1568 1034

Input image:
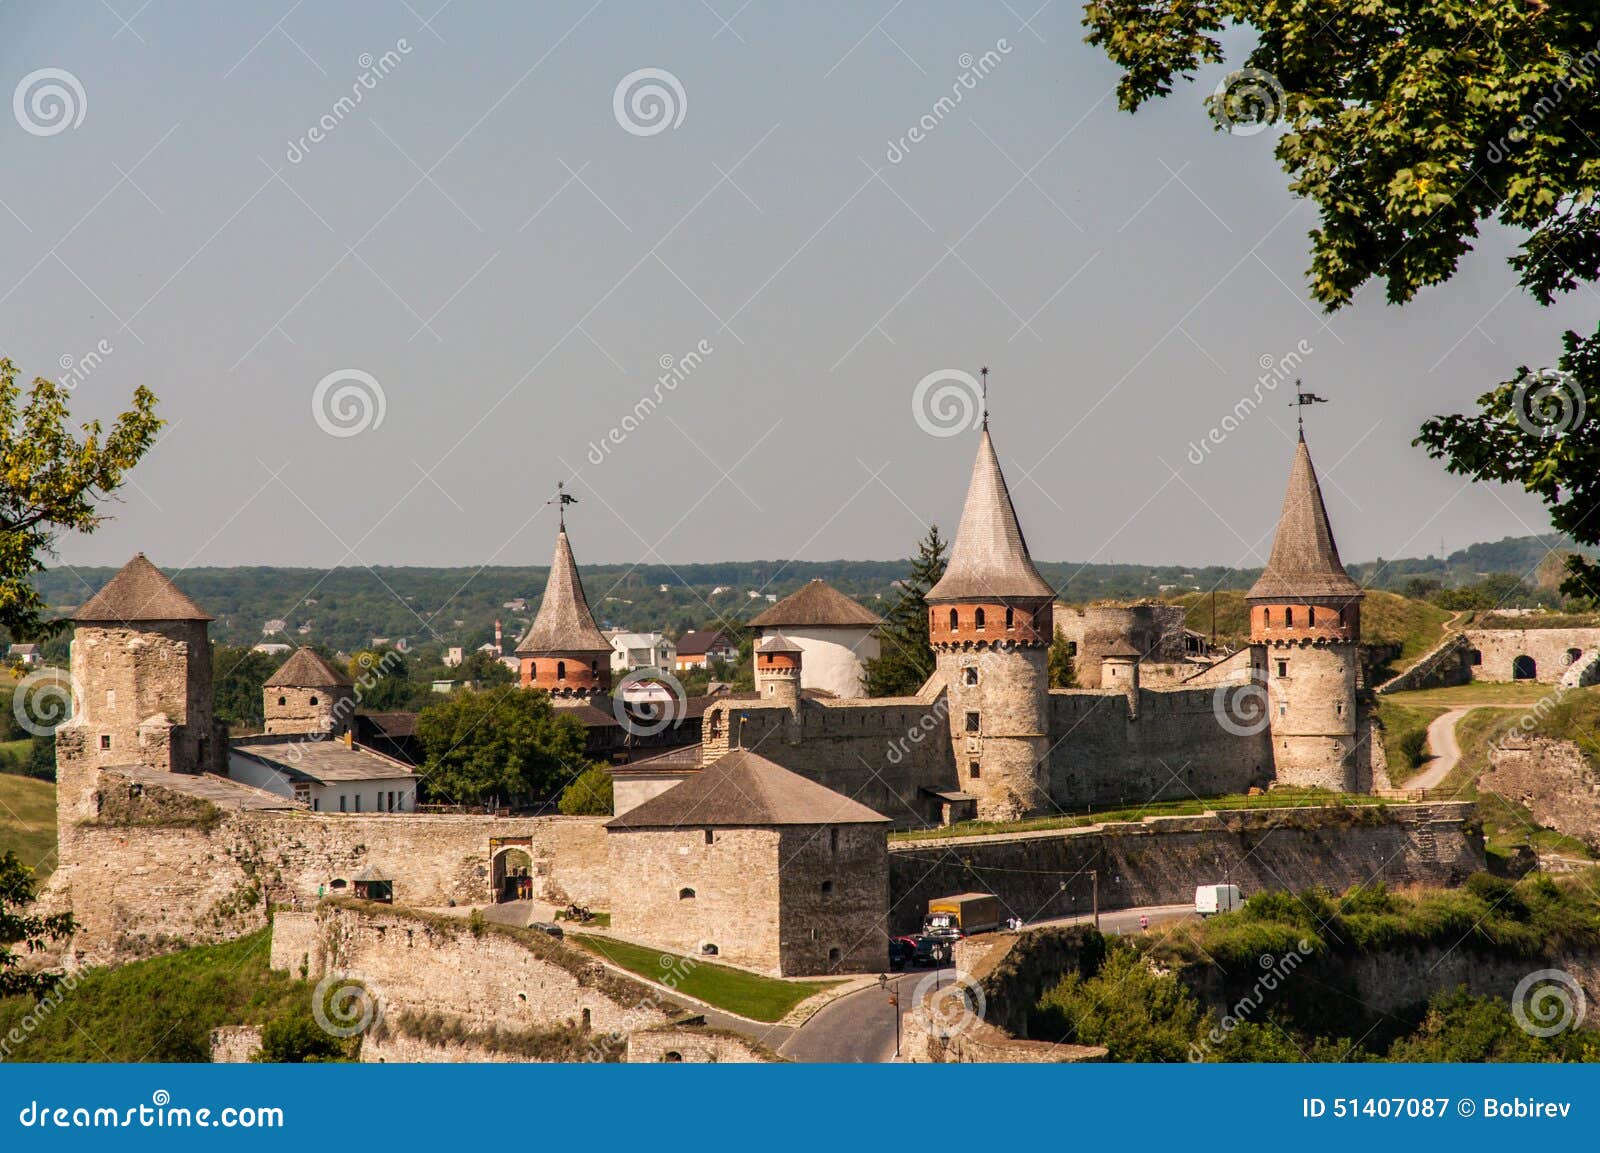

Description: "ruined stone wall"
1047 688 1272 807
625 1027 777 1063
279 902 683 1041
701 695 959 828
60 777 610 961
886 803 1482 934
1053 604 1190 688
1464 628 1600 684
263 685 353 736
606 826 781 973
776 824 888 975
1482 738 1600 849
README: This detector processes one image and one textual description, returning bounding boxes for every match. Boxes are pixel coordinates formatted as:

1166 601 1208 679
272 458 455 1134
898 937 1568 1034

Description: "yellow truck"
923 892 1002 936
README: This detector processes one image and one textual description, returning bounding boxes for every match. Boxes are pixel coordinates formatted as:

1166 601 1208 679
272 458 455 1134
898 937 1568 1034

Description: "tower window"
556 660 566 682
704 829 714 845
1338 608 1345 626
1263 607 1271 627
949 609 959 632
829 828 839 853
309 696 318 706
969 761 980 779
965 711 980 733
963 666 978 686
99 734 111 750
974 608 986 631
820 880 833 895
828 947 842 965
1005 606 1014 630
679 888 696 900
1336 702 1344 716
278 696 287 706
1284 608 1294 627
1277 660 1287 677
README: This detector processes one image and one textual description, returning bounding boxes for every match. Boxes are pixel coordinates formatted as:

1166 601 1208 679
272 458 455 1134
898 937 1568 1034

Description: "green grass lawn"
0 774 56 879
1383 682 1561 708
890 788 1393 841
1375 698 1445 785
570 933 837 1023
0 928 319 1061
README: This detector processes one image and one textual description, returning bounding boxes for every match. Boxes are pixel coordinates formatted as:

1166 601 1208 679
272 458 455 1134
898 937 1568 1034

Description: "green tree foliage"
1387 987 1600 1063
255 1012 353 1062
1081 2 1600 600
1048 627 1076 689
416 685 591 807
0 359 161 640
211 645 282 730
347 647 429 711
0 850 74 997
458 649 514 686
557 764 614 815
862 526 947 697
1033 941 1203 1061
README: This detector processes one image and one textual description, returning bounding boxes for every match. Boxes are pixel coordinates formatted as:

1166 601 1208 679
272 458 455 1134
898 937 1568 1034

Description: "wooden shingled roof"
605 748 888 829
74 554 213 623
1246 434 1362 602
750 579 882 628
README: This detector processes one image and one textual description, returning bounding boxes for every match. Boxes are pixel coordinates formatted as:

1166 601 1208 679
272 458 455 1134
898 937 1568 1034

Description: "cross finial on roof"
1289 379 1329 439
980 365 989 429
548 480 578 528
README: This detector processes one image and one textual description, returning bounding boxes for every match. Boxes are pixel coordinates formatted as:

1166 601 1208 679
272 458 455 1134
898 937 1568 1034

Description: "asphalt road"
779 903 1198 1062
778 966 954 1063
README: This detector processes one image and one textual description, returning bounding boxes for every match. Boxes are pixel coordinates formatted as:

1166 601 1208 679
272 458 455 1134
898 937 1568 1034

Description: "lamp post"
878 973 901 1059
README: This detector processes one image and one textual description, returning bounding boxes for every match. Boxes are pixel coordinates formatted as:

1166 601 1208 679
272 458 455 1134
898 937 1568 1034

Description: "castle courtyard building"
750 579 883 698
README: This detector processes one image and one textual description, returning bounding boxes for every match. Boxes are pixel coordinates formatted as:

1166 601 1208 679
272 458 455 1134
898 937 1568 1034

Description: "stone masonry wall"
1048 688 1273 806
625 1027 777 1063
1464 628 1600 684
776 824 888 975
607 826 781 973
1482 737 1600 849
277 902 685 1042
887 802 1482 934
61 776 609 961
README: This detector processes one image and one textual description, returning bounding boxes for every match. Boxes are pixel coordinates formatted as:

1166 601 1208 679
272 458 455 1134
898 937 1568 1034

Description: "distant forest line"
27 534 1590 658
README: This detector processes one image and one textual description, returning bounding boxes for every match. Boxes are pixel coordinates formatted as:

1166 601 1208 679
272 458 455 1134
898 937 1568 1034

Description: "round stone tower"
1247 431 1363 791
926 419 1055 821
754 631 802 711
263 647 355 737
514 511 613 699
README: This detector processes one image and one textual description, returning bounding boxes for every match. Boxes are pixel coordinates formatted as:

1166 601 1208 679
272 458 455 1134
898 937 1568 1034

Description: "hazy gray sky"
4 1 1584 573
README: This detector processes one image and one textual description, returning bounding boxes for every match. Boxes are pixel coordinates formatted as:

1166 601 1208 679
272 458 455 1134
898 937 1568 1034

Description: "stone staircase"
1375 631 1468 695
1412 818 1438 864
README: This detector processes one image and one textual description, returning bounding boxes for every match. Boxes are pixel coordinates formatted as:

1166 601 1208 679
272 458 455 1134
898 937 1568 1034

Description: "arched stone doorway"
491 844 534 903
1513 655 1537 680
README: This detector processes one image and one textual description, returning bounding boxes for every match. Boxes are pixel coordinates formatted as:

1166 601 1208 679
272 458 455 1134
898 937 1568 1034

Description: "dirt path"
1409 708 1472 791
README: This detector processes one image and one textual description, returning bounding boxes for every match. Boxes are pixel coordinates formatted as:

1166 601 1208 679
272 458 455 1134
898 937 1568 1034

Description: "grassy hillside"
1164 588 1452 668
0 775 55 879
0 928 320 1062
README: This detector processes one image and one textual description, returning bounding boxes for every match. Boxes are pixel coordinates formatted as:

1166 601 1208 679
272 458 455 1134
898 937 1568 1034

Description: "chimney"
495 619 503 654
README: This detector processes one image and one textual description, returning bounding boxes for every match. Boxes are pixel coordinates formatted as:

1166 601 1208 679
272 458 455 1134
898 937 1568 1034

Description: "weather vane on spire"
980 365 989 429
1290 379 1329 437
548 480 578 528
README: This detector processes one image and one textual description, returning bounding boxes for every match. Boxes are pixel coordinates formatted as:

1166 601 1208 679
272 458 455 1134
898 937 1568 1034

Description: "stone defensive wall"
1463 627 1600 685
272 901 691 1062
61 773 608 961
886 802 1482 934
1047 687 1272 806
1482 737 1600 849
703 694 959 827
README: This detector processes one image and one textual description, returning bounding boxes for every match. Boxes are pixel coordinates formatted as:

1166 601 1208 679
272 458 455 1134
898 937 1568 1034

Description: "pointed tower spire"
926 424 1054 602
515 524 611 654
1247 436 1360 601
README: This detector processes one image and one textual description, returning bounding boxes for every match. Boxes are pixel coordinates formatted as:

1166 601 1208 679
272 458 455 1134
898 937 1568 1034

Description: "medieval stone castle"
45 411 1413 995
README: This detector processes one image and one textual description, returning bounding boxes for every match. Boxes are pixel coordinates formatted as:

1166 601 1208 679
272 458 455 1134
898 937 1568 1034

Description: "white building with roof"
608 631 676 673
749 579 883 698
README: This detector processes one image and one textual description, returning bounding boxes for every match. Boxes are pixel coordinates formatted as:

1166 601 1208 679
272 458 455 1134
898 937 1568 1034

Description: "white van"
1195 884 1244 916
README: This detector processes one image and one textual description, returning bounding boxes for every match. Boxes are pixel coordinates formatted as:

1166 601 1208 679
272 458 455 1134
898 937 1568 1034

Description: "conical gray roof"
75 554 213 622
926 427 1055 602
265 647 351 688
514 528 611 654
1247 435 1362 601
751 580 882 627
606 748 889 828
